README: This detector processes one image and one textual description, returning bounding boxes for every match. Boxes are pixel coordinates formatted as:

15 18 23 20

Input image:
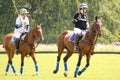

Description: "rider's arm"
86 22 90 31
15 16 21 29
24 17 30 32
86 16 90 30
72 13 79 23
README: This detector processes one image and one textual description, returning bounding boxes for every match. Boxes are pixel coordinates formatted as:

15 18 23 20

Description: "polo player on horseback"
72 3 89 51
11 8 30 54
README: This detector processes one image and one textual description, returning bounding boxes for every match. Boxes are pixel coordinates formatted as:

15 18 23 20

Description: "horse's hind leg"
10 52 17 75
53 44 65 74
63 50 73 77
31 54 39 76
5 51 17 75
5 62 10 75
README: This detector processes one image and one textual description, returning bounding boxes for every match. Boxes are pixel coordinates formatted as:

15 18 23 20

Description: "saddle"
69 33 83 42
20 32 27 43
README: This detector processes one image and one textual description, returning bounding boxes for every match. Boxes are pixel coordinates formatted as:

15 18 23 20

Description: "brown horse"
53 17 102 77
2 24 44 75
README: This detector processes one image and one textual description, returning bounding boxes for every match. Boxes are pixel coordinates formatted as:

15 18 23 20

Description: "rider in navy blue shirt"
72 3 89 51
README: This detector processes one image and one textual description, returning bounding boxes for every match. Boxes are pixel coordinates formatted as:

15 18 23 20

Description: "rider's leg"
74 28 81 51
79 35 83 40
74 33 80 51
15 38 20 54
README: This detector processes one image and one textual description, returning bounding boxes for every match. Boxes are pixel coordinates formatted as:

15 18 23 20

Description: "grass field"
0 54 120 80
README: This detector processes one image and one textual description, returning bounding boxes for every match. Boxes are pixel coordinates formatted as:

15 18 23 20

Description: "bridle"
21 26 43 50
82 21 101 45
33 26 43 48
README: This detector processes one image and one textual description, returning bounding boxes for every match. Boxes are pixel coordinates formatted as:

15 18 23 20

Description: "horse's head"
33 24 44 42
91 16 102 36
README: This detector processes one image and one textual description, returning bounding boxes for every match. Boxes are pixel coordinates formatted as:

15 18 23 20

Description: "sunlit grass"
0 54 120 80
0 44 120 79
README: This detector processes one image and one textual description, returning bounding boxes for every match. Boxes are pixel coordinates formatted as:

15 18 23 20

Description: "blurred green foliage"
0 0 120 44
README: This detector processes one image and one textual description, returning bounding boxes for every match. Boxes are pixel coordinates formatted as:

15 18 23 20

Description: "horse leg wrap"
11 65 16 73
80 66 87 73
74 66 79 76
55 62 59 71
35 64 39 72
64 62 68 71
20 66 23 74
5 63 10 72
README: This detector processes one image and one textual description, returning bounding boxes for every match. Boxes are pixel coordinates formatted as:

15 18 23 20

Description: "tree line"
0 0 120 44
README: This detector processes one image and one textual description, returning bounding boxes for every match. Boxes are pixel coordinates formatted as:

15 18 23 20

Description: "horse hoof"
5 73 8 76
36 72 39 76
78 71 82 76
74 74 77 78
32 74 39 76
20 74 23 76
53 70 58 74
64 72 68 77
15 73 18 76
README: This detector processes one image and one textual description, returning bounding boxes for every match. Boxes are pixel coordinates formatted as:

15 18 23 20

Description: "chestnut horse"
2 24 44 75
53 17 102 77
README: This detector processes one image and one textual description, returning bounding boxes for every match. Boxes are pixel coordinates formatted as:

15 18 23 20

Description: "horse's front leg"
78 54 91 76
20 54 24 75
53 45 64 74
31 53 39 76
74 52 83 77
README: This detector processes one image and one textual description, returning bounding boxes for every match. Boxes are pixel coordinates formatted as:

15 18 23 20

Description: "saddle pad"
69 33 76 41
69 33 83 42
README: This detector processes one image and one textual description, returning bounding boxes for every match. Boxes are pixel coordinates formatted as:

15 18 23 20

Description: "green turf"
0 54 120 80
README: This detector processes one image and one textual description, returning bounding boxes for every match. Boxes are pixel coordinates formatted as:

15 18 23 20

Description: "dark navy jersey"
74 12 88 30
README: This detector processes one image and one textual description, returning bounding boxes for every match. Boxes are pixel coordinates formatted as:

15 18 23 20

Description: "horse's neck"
26 30 36 46
83 30 97 45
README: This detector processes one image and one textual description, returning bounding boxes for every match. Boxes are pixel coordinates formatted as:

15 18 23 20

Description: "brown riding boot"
15 38 20 54
74 34 79 51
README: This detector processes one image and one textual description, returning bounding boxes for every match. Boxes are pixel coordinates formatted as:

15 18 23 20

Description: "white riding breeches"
11 27 25 44
74 28 86 35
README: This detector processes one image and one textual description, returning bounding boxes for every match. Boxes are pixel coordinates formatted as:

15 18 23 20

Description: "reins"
33 38 42 48
82 28 99 45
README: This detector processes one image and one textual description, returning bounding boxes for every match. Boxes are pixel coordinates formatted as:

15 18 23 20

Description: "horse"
53 17 102 77
2 24 44 76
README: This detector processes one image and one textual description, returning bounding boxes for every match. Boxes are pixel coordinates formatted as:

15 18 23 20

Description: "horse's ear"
39 23 42 27
100 17 102 21
39 23 43 27
34 23 37 27
95 16 98 21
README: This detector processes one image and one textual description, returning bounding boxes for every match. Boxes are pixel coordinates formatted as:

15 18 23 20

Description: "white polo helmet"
80 3 88 9
20 8 29 14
